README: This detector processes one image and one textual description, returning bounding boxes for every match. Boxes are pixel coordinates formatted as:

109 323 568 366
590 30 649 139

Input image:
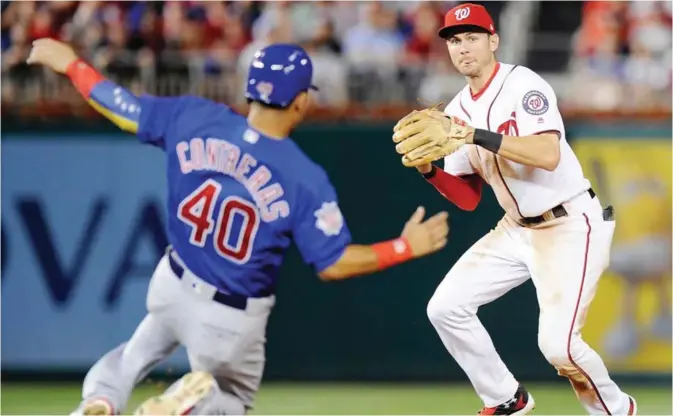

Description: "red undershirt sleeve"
423 165 483 211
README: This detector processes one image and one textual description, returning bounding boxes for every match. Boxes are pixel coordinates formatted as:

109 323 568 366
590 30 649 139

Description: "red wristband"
66 59 105 98
372 237 414 270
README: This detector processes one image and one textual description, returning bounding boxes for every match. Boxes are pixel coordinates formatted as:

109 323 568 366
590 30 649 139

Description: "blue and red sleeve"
66 59 141 134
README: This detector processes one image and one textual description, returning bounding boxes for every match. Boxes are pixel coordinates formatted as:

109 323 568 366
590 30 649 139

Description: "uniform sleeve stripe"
531 130 561 138
87 98 139 133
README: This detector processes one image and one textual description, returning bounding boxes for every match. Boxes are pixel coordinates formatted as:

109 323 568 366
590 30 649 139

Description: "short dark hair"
246 98 288 110
246 89 309 110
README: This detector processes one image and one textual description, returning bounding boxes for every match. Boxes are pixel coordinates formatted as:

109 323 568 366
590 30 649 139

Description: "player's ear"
292 91 310 113
489 34 499 53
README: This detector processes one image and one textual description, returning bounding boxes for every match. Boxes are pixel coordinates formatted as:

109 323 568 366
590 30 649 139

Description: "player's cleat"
80 398 116 415
133 371 215 415
627 395 637 415
478 385 535 415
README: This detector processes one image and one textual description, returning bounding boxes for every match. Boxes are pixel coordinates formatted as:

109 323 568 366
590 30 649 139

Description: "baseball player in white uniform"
392 3 638 415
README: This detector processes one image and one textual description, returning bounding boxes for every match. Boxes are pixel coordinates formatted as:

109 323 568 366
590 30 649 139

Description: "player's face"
446 32 498 77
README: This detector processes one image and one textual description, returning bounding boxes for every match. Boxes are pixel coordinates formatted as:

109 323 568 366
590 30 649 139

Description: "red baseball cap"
438 3 496 39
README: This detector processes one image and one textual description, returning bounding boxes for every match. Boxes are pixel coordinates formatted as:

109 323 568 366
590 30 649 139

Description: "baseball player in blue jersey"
27 38 449 415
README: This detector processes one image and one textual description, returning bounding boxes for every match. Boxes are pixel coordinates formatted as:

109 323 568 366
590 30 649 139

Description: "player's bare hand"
26 38 78 74
401 206 449 257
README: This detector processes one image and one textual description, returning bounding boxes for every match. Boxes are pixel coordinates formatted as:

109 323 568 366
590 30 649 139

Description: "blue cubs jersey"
137 95 352 297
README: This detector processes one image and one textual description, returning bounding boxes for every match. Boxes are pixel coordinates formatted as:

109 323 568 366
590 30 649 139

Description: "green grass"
1 382 671 415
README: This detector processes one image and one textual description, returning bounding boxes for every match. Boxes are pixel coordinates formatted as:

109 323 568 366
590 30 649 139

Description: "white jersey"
442 62 591 219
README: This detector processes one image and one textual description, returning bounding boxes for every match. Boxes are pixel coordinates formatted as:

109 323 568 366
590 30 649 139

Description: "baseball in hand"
26 38 79 74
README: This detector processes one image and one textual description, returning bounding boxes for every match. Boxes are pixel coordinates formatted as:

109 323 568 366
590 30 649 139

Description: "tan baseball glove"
392 107 474 167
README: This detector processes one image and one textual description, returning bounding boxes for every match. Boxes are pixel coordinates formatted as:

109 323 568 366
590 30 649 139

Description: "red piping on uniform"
486 65 524 218
567 214 611 414
459 99 472 121
493 161 523 217
181 405 196 415
530 130 562 139
471 62 501 100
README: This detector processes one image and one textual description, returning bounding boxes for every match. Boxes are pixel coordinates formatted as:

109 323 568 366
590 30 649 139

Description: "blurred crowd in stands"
1 1 671 115
569 1 672 111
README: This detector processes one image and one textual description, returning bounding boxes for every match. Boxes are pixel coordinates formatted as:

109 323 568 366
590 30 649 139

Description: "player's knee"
426 296 443 325
538 332 572 367
426 292 471 327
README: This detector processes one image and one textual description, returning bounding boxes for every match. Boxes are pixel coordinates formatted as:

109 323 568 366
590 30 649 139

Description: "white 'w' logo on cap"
455 7 470 20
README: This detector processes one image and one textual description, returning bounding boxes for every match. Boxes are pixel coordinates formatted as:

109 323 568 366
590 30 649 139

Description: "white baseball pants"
427 191 634 414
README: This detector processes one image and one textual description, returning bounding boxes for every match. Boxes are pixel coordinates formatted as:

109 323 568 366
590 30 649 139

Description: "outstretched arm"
66 60 141 133
27 38 141 133
318 206 449 280
293 176 450 282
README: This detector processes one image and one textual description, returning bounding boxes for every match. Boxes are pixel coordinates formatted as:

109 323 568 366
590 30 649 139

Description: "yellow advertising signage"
573 138 671 373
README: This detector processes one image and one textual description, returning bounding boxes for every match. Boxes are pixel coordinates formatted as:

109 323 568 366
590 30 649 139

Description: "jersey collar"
470 62 501 101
